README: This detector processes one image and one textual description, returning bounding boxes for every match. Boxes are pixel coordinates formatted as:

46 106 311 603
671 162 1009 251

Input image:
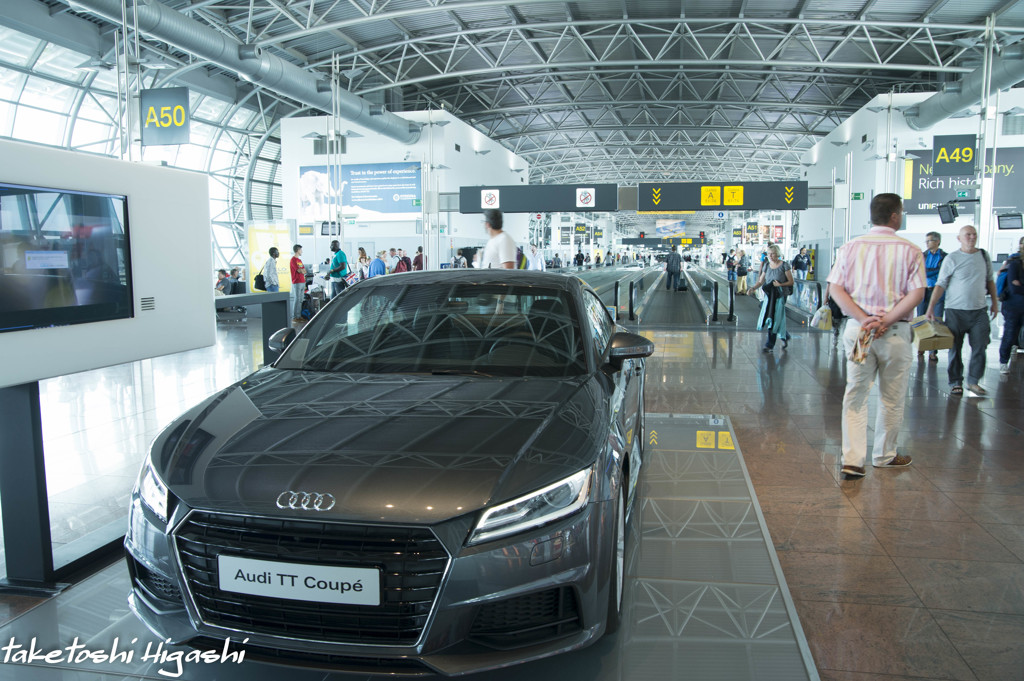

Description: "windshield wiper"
431 369 494 378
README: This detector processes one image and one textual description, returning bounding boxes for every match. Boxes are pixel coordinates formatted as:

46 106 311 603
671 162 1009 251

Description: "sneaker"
874 454 912 468
966 383 987 395
841 465 866 479
1000 363 1011 374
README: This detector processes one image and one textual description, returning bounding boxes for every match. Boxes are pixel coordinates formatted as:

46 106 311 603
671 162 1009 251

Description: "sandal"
950 385 963 395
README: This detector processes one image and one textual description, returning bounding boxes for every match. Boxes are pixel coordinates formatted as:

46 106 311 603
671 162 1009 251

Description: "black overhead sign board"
637 181 808 211
459 184 618 213
622 237 705 247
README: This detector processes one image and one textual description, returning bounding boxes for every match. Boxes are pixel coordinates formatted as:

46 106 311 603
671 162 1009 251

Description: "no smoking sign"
480 189 500 209
576 187 595 208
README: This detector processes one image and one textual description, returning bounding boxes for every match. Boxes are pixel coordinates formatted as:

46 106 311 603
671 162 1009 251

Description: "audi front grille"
174 511 450 645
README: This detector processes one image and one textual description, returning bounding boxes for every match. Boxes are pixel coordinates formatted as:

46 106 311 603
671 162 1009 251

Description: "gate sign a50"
140 87 190 146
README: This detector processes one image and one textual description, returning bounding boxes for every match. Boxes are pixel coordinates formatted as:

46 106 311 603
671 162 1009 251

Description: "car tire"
603 481 626 637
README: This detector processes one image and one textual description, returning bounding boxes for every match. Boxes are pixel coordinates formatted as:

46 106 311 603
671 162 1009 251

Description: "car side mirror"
608 331 655 363
268 327 296 353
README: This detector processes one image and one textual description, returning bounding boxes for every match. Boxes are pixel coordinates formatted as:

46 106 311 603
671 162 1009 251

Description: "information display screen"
0 182 133 333
997 213 1023 230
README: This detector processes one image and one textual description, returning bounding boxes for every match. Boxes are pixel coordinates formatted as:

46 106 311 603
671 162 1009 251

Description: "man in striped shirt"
826 193 926 480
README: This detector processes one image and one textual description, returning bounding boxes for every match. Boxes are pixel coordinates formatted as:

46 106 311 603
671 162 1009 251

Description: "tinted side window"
583 291 613 357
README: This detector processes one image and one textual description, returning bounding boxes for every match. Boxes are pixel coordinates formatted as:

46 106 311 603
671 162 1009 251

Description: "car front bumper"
125 493 617 676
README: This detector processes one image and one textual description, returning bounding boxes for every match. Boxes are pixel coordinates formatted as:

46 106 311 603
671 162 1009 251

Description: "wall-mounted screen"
937 203 958 224
0 182 133 333
997 213 1023 230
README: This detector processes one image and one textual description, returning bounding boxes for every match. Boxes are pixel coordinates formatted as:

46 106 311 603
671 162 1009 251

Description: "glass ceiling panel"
77 91 118 124
0 26 41 68
12 106 66 145
0 66 25 102
20 76 77 113
33 43 89 84
194 95 229 122
228 109 254 129
87 68 119 93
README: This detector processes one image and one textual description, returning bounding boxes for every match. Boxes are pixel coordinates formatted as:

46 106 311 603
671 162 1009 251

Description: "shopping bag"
810 306 833 331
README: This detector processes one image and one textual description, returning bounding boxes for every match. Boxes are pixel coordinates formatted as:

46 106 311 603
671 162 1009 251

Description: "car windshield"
275 282 587 377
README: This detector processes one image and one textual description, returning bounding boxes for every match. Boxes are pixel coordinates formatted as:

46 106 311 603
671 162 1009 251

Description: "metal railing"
628 267 663 320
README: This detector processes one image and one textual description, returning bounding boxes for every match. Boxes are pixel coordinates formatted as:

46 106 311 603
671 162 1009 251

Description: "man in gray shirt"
925 224 998 395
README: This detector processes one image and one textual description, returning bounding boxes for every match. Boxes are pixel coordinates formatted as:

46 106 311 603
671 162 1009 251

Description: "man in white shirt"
527 244 546 271
926 224 998 395
481 209 516 269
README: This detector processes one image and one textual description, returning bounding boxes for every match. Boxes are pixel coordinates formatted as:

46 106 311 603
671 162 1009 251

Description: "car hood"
153 369 607 525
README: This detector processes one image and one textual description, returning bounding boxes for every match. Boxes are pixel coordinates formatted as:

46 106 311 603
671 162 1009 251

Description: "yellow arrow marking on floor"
697 430 716 448
649 430 658 445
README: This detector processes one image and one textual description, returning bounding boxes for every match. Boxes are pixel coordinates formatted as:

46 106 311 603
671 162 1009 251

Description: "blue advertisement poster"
298 162 422 221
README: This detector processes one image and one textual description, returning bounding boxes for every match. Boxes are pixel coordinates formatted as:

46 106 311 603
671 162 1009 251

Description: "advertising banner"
903 148 1023 215
246 220 294 292
298 163 422 222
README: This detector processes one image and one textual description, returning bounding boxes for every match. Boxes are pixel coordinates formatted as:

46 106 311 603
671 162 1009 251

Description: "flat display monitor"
997 213 1023 230
0 182 133 333
937 203 958 224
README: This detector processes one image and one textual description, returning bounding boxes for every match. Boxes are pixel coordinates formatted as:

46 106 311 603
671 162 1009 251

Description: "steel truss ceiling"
51 0 1024 187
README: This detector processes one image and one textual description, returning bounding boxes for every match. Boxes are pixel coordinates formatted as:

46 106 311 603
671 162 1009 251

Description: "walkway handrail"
613 280 620 320
710 279 720 322
727 281 737 322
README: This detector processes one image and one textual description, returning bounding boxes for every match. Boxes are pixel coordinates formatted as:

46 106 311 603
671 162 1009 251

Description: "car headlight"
137 461 169 523
468 468 591 546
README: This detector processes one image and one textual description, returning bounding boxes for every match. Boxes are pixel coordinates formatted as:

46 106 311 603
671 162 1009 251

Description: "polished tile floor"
1 316 1022 680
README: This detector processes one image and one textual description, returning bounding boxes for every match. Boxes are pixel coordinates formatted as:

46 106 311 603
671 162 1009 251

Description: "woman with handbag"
755 244 795 352
735 249 749 295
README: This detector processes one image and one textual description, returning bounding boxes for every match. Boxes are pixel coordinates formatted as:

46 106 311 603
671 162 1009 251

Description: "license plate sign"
218 554 380 606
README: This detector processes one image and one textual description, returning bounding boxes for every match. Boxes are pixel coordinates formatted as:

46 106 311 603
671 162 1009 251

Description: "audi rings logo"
276 491 336 511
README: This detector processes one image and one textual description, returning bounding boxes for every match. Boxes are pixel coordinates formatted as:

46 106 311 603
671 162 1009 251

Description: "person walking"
289 244 306 322
527 244 546 271
481 209 516 269
726 249 737 284
827 193 926 480
412 246 424 271
999 236 1024 373
917 231 948 361
356 247 370 279
262 247 280 293
664 244 682 291
327 240 349 298
754 244 795 352
792 247 810 281
735 249 749 295
925 224 998 396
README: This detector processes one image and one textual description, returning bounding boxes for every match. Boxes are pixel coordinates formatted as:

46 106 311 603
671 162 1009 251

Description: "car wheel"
603 482 626 636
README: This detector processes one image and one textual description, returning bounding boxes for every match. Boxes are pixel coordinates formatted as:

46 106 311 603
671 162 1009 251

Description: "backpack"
997 254 1020 301
394 258 408 273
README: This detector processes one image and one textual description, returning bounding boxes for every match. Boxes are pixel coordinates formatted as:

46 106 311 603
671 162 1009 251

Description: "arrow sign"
652 188 662 206
785 186 795 204
649 430 658 445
